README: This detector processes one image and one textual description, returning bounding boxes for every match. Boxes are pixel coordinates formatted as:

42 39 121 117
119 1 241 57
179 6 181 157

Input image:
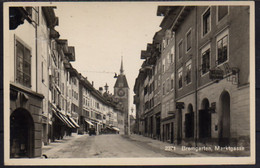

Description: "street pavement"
42 134 249 158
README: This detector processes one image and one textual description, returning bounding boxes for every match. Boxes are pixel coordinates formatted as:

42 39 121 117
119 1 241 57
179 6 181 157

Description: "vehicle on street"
89 127 96 136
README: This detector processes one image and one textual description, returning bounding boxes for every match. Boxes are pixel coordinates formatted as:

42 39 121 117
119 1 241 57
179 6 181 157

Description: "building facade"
8 6 125 158
9 7 60 158
134 5 250 148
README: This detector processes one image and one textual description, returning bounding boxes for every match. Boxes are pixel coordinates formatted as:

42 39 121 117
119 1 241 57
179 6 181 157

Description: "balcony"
141 50 151 59
65 46 75 62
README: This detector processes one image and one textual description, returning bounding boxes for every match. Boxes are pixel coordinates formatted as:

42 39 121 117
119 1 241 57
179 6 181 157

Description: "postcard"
3 1 255 166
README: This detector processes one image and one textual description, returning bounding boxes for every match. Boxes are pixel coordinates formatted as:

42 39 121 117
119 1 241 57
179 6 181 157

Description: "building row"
134 6 250 148
9 6 124 158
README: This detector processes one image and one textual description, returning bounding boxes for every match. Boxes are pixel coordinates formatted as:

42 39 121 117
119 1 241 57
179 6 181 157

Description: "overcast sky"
54 2 163 115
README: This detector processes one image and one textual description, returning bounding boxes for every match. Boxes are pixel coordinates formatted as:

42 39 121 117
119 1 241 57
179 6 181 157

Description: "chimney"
92 81 94 86
99 87 103 94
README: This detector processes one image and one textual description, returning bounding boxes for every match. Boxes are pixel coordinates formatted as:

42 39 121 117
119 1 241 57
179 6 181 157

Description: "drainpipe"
174 31 177 145
195 7 198 147
35 17 38 92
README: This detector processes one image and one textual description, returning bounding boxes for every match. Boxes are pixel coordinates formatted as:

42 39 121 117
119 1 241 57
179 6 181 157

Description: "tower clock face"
117 89 125 97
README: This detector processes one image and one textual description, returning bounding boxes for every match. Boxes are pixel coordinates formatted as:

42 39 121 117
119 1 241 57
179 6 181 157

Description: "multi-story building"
194 6 250 147
9 7 43 158
134 5 250 148
8 5 127 159
8 6 61 158
162 6 196 145
78 75 91 134
156 7 180 143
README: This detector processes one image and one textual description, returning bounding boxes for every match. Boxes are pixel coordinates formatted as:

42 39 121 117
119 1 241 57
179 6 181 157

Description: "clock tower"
114 57 130 135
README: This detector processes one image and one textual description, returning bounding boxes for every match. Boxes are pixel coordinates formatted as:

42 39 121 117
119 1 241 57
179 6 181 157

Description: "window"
144 86 148 95
217 6 228 21
170 99 174 112
166 102 169 115
41 62 44 83
178 68 183 89
97 102 100 109
155 79 157 90
162 58 165 73
171 73 174 90
162 39 166 49
186 30 192 51
170 47 174 63
217 34 228 65
166 78 170 92
158 62 161 73
186 60 192 84
158 75 161 87
202 49 210 74
162 83 165 95
178 41 183 59
16 40 31 87
167 53 170 69
62 83 64 94
202 8 211 36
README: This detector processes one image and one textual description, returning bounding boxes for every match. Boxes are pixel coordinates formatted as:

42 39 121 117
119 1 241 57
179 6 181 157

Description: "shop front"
10 83 44 158
161 115 175 144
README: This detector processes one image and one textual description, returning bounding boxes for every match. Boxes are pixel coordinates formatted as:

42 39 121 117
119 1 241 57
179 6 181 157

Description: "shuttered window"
16 40 31 87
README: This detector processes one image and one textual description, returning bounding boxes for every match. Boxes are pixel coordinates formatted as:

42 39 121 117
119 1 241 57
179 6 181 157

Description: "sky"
54 2 163 115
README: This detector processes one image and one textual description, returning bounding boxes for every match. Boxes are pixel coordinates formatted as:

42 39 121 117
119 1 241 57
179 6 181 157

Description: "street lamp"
104 83 109 93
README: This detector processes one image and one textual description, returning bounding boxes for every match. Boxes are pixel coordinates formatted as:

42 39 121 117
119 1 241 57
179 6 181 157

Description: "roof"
42 7 59 28
114 74 129 88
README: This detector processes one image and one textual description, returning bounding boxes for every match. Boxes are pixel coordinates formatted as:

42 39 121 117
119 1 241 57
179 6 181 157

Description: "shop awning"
68 117 80 128
84 119 94 126
61 114 76 128
112 127 120 132
52 109 72 128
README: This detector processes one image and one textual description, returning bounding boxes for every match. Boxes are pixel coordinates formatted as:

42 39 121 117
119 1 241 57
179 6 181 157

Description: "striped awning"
68 117 80 128
52 109 73 128
84 119 94 126
112 127 120 132
59 113 76 128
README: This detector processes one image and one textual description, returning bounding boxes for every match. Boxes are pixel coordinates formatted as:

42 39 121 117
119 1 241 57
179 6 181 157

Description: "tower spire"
120 56 124 74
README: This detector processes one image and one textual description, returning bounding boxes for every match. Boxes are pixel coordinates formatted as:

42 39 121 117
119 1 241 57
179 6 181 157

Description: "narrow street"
42 134 247 158
42 134 179 158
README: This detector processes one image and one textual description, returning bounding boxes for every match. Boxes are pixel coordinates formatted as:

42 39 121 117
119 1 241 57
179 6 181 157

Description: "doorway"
156 113 161 140
10 108 34 158
185 104 194 138
219 91 231 146
199 99 211 138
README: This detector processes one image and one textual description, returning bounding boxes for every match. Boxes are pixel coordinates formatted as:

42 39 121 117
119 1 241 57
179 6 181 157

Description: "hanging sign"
176 102 184 109
209 69 224 80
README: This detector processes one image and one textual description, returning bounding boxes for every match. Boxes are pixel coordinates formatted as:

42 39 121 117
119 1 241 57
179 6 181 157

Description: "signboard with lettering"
209 69 224 80
176 102 184 109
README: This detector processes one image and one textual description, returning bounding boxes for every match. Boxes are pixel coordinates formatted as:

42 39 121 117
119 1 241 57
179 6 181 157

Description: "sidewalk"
42 133 86 158
127 134 205 157
127 134 250 157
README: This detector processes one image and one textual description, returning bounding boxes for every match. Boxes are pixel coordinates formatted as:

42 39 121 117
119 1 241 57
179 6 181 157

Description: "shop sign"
42 116 47 124
168 111 175 114
209 102 216 113
176 102 184 109
209 69 224 80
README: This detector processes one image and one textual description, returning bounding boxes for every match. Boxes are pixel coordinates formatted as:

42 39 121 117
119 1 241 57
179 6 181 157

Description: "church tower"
114 57 130 135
